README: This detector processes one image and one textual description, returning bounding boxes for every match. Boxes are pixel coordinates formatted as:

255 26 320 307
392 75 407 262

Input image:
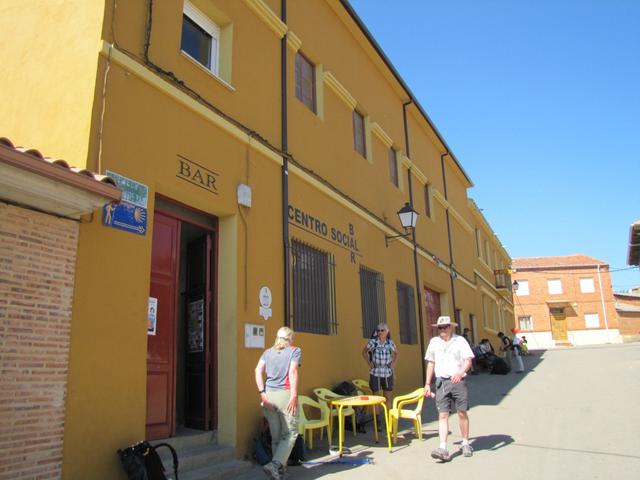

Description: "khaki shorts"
435 377 469 413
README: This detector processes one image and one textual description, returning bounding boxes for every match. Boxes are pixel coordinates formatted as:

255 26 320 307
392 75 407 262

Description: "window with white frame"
579 277 595 293
584 313 600 328
181 1 220 75
547 279 563 295
518 315 533 330
516 280 529 296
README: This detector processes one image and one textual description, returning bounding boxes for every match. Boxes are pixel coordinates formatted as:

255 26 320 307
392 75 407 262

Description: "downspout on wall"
441 152 458 320
597 264 611 342
403 100 426 383
281 0 291 327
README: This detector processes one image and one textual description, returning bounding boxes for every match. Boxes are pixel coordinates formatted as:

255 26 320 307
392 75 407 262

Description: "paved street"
241 343 640 479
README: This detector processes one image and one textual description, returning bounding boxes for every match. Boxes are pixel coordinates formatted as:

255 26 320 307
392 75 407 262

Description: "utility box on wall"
244 323 265 349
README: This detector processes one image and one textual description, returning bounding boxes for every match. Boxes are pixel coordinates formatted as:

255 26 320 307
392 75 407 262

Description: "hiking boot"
430 448 451 462
278 464 291 480
263 461 282 479
461 443 473 457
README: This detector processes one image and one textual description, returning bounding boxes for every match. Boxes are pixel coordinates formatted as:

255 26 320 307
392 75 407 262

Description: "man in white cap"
424 316 475 462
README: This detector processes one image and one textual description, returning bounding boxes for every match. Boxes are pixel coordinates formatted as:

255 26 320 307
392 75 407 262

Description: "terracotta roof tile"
512 254 608 269
0 137 117 187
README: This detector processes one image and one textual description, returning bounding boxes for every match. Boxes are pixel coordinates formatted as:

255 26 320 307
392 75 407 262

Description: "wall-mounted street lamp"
385 202 419 247
512 280 519 292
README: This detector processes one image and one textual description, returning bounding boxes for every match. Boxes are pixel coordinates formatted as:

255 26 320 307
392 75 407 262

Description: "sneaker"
431 448 451 462
461 443 473 457
263 461 281 480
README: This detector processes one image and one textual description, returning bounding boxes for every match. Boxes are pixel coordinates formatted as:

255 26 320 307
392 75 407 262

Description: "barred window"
396 281 417 344
359 266 386 338
291 240 337 335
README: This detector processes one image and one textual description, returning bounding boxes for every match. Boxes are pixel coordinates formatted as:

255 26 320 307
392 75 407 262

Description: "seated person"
474 339 495 371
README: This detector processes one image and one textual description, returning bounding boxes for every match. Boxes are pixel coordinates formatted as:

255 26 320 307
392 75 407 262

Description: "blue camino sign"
103 171 148 236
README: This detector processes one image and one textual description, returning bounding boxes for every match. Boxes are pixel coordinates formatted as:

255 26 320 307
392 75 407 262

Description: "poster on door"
187 299 204 353
148 297 158 335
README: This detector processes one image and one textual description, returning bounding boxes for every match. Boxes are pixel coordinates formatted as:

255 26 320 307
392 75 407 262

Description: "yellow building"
0 0 514 478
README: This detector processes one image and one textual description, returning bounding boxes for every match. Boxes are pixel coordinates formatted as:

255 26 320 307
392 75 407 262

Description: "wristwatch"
259 389 266 394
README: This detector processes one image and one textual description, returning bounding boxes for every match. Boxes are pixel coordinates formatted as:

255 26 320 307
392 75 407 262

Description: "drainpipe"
403 100 426 383
281 0 291 326
440 152 457 322
596 264 611 343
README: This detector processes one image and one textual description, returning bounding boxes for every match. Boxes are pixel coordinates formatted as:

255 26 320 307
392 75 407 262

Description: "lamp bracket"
384 230 412 247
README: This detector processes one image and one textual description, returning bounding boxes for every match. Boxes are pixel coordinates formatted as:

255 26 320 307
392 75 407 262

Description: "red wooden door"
146 212 179 440
424 287 441 341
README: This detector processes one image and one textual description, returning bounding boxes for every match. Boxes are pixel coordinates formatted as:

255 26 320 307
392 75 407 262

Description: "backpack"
490 357 511 375
287 434 306 466
117 441 179 480
252 420 305 466
332 381 358 397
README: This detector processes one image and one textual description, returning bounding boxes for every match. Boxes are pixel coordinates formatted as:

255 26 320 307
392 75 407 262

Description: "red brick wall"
513 265 618 333
0 203 79 479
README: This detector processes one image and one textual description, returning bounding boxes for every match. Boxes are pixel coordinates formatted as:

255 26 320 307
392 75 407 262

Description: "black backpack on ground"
490 357 511 375
252 420 305 466
117 440 179 480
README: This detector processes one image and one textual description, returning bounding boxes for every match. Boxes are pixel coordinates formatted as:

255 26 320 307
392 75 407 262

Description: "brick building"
511 254 620 349
614 290 640 341
0 139 120 479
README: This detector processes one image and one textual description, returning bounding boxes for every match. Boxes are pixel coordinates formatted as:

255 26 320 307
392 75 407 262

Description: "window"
580 277 595 293
359 266 386 338
295 52 316 113
584 313 600 328
518 315 533 330
181 1 220 74
388 148 398 187
424 184 432 218
547 279 563 295
516 280 529 296
353 110 366 157
484 241 491 267
396 282 417 344
291 240 337 335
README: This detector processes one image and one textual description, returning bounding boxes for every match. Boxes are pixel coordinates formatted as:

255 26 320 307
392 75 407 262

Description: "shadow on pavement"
465 350 547 408
468 433 515 452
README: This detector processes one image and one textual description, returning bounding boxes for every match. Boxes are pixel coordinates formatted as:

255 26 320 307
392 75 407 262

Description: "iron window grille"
359 266 386 338
291 240 337 335
396 281 418 344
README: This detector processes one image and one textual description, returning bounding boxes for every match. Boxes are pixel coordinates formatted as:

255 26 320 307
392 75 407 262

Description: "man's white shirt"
425 334 475 378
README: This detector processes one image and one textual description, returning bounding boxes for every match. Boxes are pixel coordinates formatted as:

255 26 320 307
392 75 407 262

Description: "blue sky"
348 0 640 292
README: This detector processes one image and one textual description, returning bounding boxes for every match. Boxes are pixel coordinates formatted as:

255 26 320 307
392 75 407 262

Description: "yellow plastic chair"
313 388 357 438
388 387 425 444
297 395 330 450
352 378 372 395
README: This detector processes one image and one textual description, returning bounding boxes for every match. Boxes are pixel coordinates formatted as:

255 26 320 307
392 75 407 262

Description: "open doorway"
146 198 218 440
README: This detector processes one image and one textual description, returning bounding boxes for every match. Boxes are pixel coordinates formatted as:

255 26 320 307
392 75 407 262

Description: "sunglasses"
437 325 450 330
376 329 387 332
